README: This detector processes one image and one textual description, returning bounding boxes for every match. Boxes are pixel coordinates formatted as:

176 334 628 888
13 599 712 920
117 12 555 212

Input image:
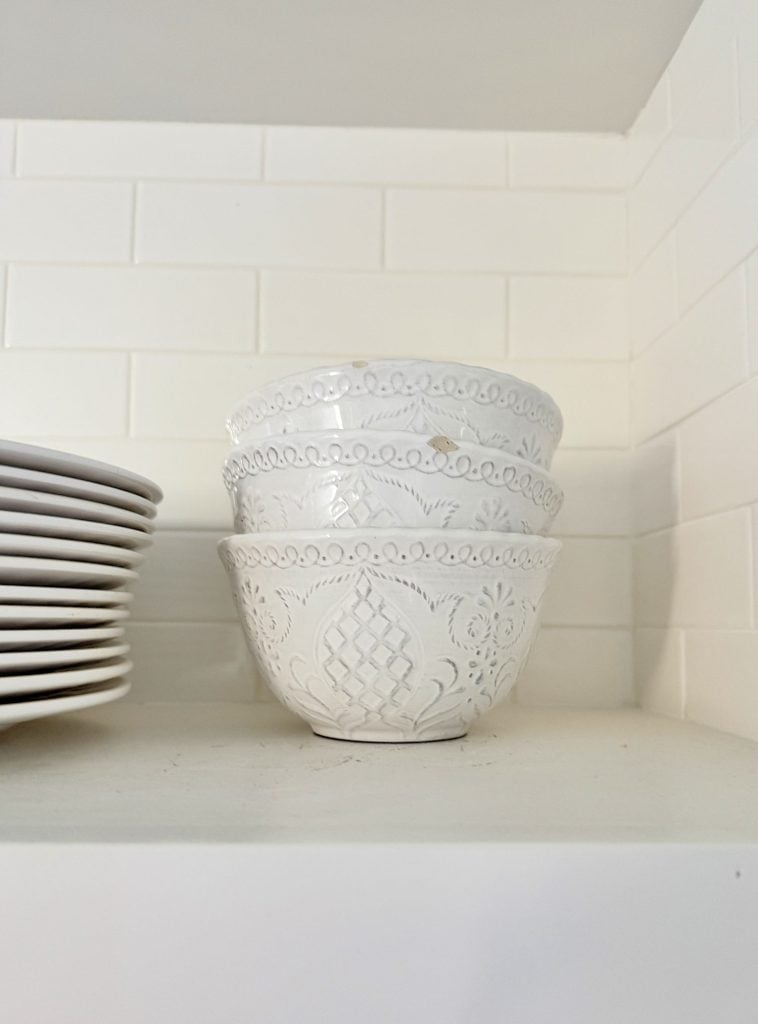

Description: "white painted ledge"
2 701 758 843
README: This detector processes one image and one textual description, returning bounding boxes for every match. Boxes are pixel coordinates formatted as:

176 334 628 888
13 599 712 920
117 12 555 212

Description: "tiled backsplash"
629 0 758 739
0 118 631 708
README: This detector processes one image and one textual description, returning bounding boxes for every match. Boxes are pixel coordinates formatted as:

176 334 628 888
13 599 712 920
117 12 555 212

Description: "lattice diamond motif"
320 572 417 712
329 473 401 527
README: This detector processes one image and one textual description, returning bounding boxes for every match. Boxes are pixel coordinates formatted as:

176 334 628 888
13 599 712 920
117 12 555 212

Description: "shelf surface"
2 701 758 843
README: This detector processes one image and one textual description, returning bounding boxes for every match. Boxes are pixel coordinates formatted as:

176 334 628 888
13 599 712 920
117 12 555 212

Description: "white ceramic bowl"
219 529 560 743
224 430 563 535
226 360 563 468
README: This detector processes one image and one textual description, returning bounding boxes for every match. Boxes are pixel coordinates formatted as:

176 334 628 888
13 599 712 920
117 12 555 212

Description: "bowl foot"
310 725 468 744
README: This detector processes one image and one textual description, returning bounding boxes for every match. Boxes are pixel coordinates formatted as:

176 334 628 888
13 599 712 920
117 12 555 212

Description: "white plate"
0 641 129 673
0 657 132 697
0 533 143 568
0 486 155 533
0 625 125 651
0 510 152 548
0 439 161 503
0 555 137 588
0 679 131 730
0 584 132 606
0 605 129 627
0 462 157 517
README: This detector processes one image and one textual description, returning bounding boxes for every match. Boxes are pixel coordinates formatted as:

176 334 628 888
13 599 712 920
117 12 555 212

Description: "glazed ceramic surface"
0 533 143 568
0 626 125 652
0 605 128 627
0 641 129 674
0 585 132 606
0 679 131 730
0 486 155 532
0 657 132 697
0 510 152 548
226 360 563 468
220 529 560 743
224 430 563 535
0 556 137 588
0 440 162 503
0 462 157 517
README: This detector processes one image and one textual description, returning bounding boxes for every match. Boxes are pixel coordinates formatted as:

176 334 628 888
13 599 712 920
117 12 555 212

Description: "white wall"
629 0 758 739
0 120 631 708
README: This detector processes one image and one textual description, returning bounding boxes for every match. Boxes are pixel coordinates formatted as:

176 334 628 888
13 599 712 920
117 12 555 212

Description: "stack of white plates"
0 440 162 730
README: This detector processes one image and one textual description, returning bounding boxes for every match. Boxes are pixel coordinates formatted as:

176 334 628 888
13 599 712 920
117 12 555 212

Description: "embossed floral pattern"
220 531 559 742
226 361 562 467
224 430 562 535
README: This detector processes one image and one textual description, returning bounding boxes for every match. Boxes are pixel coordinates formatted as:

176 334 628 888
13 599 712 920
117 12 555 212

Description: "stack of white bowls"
219 359 564 743
0 440 162 730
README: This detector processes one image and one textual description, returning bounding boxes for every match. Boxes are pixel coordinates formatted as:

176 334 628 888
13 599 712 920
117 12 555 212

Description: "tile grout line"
11 121 19 176
253 269 262 353
259 125 268 180
126 352 136 437
129 182 139 262
747 508 757 630
502 274 510 356
379 187 387 268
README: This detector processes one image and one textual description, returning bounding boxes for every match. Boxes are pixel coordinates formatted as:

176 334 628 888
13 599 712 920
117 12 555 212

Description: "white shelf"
3 701 758 843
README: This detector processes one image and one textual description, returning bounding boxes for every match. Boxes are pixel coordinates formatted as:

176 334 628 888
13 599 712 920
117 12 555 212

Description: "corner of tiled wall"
628 0 758 740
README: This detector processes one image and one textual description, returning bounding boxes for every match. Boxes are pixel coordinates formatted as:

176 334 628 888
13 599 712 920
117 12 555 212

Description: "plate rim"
0 440 162 503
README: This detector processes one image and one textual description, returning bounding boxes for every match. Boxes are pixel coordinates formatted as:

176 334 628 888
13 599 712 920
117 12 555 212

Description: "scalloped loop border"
226 362 564 443
219 534 561 572
223 434 564 517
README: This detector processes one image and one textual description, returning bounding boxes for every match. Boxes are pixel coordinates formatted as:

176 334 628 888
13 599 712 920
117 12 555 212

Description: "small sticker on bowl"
428 435 459 453
351 360 368 369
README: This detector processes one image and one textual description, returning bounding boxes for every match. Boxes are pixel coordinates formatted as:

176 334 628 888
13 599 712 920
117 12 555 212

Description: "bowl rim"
223 427 563 499
219 527 562 553
225 358 563 442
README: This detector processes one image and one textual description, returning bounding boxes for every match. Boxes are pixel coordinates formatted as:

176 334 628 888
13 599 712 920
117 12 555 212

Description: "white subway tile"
0 121 14 175
628 76 671 184
676 133 758 309
136 183 382 268
629 235 678 356
679 378 758 520
260 271 506 359
0 181 132 262
550 449 630 537
508 133 627 190
632 429 679 535
17 121 263 179
685 629 758 741
631 269 748 442
541 538 631 627
635 628 684 718
752 505 758 626
747 248 758 372
628 40 739 268
516 628 633 707
6 266 257 351
0 351 128 437
131 531 237 621
667 0 737 114
634 509 752 628
385 189 625 273
126 622 258 702
27 438 232 529
0 267 6 344
265 126 506 186
737 0 758 135
509 276 627 360
131 353 331 440
494 360 628 449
